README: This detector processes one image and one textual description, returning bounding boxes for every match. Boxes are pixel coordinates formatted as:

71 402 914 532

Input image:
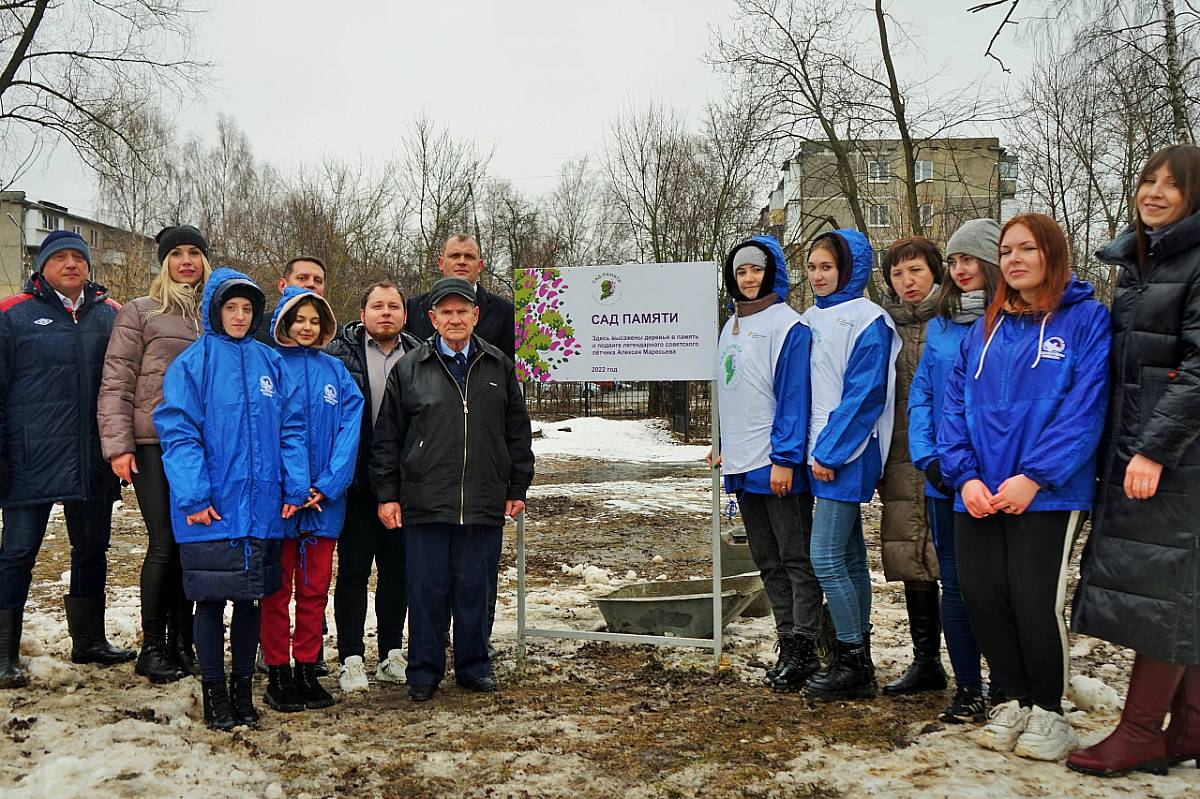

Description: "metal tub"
594 573 765 639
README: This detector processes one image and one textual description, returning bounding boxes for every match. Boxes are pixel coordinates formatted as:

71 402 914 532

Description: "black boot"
64 595 136 665
264 664 306 713
167 602 199 677
804 640 876 702
765 637 788 684
136 574 185 683
228 674 260 727
0 608 27 689
294 661 335 709
771 635 821 693
883 585 947 696
201 678 236 732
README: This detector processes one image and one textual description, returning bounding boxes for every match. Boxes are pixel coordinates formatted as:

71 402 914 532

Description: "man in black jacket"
372 277 533 701
404 235 515 358
325 280 420 693
0 231 135 688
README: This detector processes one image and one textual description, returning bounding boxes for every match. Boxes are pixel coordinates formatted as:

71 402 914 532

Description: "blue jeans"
929 496 982 691
0 500 112 609
405 522 501 687
810 498 871 644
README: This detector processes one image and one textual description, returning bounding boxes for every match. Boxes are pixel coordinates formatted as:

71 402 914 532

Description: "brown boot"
1066 653 1184 777
1166 665 1200 768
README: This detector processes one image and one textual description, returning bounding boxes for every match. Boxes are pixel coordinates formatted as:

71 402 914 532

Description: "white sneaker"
375 649 407 684
975 699 1031 752
338 655 369 693
1013 705 1078 761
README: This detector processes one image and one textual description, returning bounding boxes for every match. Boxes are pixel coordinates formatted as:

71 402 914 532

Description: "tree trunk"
1162 0 1193 144
875 0 923 237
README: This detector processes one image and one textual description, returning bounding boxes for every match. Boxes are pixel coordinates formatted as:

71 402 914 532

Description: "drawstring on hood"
973 275 1095 379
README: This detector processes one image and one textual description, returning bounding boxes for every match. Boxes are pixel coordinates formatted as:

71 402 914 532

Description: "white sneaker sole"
975 728 1022 752
375 669 406 684
339 677 369 693
1013 728 1078 761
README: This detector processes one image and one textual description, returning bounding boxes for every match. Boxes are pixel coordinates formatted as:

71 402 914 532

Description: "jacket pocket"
1139 366 1172 427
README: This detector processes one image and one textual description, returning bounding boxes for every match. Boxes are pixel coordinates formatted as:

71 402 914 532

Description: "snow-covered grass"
528 476 715 514
532 417 709 463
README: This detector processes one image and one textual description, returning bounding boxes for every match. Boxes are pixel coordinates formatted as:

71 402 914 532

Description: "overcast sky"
15 0 1032 221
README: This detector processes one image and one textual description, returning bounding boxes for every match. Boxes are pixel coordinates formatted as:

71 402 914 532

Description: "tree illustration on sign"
600 279 614 300
514 268 580 382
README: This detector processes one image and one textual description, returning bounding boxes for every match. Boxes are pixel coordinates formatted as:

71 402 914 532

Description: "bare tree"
0 0 208 187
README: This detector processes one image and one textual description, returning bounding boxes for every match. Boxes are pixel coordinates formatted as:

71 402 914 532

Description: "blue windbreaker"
908 316 971 498
719 235 811 496
269 286 364 538
803 229 897 503
938 278 1111 512
154 268 309 544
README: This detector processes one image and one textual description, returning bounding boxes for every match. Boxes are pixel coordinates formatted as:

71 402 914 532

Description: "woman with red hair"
938 213 1111 761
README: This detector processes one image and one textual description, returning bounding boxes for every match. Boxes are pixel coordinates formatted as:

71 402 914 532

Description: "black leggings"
193 600 260 682
955 510 1083 712
132 445 185 614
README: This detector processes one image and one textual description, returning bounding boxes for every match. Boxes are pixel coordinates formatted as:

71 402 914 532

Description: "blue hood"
202 267 266 338
269 285 338 348
724 235 790 303
814 229 874 309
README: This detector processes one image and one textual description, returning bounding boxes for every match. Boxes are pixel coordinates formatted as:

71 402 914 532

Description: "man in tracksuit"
372 277 533 701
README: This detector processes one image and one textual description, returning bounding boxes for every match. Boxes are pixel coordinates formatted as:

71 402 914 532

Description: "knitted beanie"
156 225 209 264
36 230 92 273
946 219 1001 266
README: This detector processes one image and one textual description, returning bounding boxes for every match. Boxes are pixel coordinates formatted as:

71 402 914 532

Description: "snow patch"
532 417 708 463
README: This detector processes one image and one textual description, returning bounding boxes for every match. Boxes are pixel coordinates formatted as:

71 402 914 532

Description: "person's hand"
302 489 326 511
812 463 836 482
186 506 221 526
769 464 793 497
991 474 1040 515
505 499 526 519
705 449 722 468
378 502 403 529
960 479 995 519
281 503 301 520
1124 454 1163 500
110 452 138 483
924 460 951 496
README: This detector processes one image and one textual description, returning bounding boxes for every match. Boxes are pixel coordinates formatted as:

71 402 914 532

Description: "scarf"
952 290 987 325
730 294 779 335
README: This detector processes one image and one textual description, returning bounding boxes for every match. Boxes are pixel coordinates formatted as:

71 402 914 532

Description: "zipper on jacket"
241 343 254 557
435 349 478 525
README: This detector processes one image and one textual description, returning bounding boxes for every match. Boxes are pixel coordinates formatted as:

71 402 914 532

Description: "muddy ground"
1 451 1196 798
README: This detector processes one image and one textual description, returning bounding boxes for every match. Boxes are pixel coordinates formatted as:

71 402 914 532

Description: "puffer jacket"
800 229 901 503
98 294 202 458
0 274 121 507
939 277 1111 513
1073 211 1200 665
269 287 364 538
370 334 535 527
325 321 420 492
153 268 309 544
878 295 937 582
717 234 811 497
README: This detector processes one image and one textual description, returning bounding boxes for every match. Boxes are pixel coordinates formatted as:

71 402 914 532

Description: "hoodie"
938 277 1111 512
717 235 811 496
153 268 310 543
269 286 365 538
800 229 901 503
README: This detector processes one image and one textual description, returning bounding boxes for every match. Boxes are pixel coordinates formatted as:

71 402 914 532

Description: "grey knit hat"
731 245 767 269
945 219 1001 265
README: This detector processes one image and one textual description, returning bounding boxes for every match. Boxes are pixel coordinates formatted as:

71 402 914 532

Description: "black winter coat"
324 321 420 493
369 334 534 527
1072 211 1200 665
405 282 516 358
0 275 121 507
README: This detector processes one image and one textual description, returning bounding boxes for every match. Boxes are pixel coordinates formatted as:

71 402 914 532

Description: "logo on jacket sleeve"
323 384 338 405
1040 336 1067 361
259 376 274 397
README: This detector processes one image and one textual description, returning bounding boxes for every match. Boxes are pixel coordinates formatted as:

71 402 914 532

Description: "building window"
915 160 933 182
869 204 890 227
39 212 59 231
867 160 890 183
1000 158 1018 181
72 224 83 235
873 249 890 270
919 203 933 227
90 229 98 247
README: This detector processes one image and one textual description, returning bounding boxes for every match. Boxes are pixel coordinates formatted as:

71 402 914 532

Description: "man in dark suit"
405 235 515 358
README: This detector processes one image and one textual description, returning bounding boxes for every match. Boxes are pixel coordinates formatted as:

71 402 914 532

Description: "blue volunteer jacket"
154 268 309 544
720 235 811 496
908 316 971 498
805 229 895 503
269 287 364 538
938 278 1111 512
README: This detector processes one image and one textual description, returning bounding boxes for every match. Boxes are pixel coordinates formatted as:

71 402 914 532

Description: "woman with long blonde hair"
98 225 211 683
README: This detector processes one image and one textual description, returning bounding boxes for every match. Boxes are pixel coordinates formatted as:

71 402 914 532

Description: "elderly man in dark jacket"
0 231 135 688
325 280 421 692
372 277 533 702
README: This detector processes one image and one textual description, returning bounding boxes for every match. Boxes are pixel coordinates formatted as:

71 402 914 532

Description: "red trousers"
260 535 335 665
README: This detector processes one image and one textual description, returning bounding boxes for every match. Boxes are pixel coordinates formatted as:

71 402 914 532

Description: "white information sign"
513 262 718 383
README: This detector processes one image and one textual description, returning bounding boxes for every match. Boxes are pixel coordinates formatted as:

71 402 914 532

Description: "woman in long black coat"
1069 144 1200 777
